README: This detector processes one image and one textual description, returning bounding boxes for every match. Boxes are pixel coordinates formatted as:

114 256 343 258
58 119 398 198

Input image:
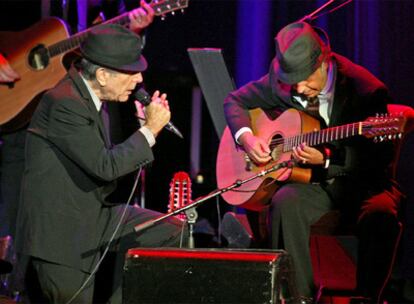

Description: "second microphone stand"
134 160 295 248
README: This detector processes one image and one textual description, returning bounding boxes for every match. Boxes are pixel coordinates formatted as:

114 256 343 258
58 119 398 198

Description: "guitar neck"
48 13 130 57
47 0 188 57
282 121 363 152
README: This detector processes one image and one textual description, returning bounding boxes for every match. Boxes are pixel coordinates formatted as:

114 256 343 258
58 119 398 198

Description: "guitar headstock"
363 113 407 142
151 0 189 18
168 171 192 219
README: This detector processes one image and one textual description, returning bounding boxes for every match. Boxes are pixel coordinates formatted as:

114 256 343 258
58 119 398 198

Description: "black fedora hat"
80 24 147 73
271 22 330 84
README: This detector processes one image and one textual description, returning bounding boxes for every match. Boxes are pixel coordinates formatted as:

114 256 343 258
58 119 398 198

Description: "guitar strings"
267 122 383 148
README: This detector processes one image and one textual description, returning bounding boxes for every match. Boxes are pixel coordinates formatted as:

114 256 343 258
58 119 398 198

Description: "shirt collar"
79 73 102 112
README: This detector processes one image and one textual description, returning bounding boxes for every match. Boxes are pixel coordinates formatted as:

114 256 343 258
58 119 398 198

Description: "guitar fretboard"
48 13 130 57
47 0 188 57
281 121 364 152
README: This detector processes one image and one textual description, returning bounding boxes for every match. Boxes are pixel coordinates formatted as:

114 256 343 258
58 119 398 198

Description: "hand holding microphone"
134 88 183 139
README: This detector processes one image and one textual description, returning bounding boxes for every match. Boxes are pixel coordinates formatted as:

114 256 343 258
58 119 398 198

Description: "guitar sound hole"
28 45 50 70
270 134 283 161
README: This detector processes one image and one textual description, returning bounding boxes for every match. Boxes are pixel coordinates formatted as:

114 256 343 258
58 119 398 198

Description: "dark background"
1 0 414 278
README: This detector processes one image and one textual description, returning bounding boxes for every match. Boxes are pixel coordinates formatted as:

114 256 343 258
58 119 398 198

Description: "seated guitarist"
224 21 401 304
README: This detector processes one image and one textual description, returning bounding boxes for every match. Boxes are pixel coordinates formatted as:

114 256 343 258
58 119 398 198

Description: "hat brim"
116 55 148 73
81 50 148 73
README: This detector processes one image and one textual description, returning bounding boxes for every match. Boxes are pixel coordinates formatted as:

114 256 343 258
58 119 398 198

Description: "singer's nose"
132 72 143 84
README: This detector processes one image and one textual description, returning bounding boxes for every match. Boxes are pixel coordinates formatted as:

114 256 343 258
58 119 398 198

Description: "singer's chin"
118 94 131 102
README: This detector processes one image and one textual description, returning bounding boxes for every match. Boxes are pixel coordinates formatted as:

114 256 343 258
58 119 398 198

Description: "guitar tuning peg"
171 11 175 15
374 136 378 143
161 15 166 21
181 8 185 13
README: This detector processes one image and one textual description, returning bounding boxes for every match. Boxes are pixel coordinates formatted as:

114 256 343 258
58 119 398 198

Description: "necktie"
306 97 320 119
100 103 111 146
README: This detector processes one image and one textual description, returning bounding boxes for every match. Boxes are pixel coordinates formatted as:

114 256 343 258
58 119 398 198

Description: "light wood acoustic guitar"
216 108 410 211
0 0 189 132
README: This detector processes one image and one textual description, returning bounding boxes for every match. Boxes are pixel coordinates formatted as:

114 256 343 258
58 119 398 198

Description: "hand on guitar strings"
292 142 324 165
239 132 272 164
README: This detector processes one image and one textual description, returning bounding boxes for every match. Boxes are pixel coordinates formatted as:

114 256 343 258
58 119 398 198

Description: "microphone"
134 88 184 139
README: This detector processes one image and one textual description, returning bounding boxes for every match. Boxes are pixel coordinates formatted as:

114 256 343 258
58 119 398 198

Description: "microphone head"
133 88 151 106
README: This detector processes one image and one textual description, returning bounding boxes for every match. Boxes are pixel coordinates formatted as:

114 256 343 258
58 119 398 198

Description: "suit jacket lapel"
329 71 348 127
68 66 111 147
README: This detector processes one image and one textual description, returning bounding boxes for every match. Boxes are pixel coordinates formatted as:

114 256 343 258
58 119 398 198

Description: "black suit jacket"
224 53 394 208
15 66 153 272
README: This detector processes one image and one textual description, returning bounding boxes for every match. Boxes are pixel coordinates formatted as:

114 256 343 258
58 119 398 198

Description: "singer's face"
99 69 143 102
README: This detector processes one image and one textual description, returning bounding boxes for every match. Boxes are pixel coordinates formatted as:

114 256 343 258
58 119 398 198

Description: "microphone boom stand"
134 160 295 248
299 0 354 23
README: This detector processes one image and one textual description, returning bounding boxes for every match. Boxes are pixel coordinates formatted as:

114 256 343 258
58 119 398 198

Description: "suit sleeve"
46 96 154 182
223 74 279 137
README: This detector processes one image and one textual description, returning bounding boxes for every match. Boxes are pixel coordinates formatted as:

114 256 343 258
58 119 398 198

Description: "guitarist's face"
292 63 328 99
96 68 143 102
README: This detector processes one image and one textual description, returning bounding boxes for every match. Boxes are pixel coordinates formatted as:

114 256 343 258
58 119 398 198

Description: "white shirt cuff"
235 127 253 144
139 126 156 147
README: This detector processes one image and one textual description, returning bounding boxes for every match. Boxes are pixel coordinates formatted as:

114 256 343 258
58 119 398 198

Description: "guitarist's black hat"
271 22 330 85
80 24 147 73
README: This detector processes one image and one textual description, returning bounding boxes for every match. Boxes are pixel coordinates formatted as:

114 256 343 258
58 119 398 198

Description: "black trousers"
269 183 333 298
25 205 187 304
268 182 400 301
0 129 26 239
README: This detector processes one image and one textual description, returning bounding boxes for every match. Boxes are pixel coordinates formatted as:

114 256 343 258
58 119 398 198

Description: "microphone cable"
66 168 142 304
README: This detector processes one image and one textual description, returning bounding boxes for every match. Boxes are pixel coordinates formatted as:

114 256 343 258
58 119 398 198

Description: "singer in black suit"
224 22 401 303
15 24 186 304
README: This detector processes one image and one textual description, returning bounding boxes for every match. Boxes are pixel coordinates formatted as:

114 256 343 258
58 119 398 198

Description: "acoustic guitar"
216 108 409 211
0 0 189 132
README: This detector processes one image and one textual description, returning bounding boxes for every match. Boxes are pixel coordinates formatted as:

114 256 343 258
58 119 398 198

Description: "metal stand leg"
184 207 198 249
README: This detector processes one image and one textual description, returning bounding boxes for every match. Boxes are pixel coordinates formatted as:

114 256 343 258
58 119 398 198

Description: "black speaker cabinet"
123 248 297 304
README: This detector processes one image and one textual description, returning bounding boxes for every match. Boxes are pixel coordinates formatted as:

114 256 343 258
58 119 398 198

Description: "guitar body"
0 18 70 129
216 108 318 210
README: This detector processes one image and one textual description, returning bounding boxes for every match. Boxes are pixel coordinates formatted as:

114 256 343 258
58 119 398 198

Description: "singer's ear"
96 68 107 86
